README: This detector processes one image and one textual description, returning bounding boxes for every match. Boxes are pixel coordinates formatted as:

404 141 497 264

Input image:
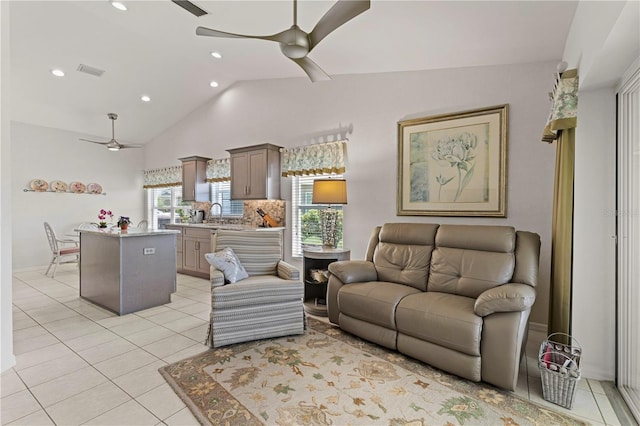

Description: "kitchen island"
79 228 179 315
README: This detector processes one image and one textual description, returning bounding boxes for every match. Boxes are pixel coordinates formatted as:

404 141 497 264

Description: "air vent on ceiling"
76 64 105 77
171 0 208 17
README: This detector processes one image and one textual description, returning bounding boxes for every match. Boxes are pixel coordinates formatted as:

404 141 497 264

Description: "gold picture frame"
397 105 508 217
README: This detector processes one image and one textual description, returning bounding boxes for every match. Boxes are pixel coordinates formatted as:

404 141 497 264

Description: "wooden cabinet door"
196 237 212 275
183 237 198 272
247 149 267 199
230 152 249 199
182 160 197 201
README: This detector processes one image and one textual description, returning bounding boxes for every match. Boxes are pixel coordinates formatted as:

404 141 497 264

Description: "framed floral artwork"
397 105 508 217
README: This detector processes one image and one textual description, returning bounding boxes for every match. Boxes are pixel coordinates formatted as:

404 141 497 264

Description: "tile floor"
0 265 630 425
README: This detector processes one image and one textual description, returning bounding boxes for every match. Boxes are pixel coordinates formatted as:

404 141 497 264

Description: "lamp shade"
312 179 347 205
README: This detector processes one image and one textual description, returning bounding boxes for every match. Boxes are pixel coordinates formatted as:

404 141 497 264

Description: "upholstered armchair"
205 229 305 348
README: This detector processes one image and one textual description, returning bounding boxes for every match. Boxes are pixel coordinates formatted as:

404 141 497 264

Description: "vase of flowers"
117 216 131 230
98 209 113 228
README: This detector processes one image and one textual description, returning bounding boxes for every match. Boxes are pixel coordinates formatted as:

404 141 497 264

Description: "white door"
617 61 640 421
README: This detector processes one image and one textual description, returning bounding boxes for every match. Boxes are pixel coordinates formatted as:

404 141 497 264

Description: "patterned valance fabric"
280 140 347 177
206 158 231 183
143 166 182 188
542 69 578 143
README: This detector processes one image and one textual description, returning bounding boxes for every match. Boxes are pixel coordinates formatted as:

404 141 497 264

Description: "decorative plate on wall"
30 179 48 192
70 181 86 194
87 183 102 194
50 180 68 192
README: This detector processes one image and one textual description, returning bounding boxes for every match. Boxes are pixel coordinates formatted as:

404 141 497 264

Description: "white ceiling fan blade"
196 26 288 43
290 57 331 82
119 144 143 149
80 138 109 145
308 0 370 51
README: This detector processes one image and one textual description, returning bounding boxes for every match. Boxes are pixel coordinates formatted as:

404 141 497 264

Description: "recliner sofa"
326 223 540 390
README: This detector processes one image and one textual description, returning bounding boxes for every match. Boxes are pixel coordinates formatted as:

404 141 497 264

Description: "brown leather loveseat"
327 223 540 391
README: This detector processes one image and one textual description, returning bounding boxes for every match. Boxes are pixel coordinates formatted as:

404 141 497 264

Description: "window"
210 181 243 217
291 174 344 257
146 182 243 229
146 187 190 229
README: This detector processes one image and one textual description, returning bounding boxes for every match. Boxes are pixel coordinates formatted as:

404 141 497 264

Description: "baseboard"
11 265 47 273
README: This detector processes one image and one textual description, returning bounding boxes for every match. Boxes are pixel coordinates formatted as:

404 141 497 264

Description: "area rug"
160 318 586 426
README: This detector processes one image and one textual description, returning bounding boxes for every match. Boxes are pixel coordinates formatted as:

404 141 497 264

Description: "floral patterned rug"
160 318 586 426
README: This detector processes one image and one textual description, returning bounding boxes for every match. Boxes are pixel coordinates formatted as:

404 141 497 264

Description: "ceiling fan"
195 0 370 82
79 113 143 151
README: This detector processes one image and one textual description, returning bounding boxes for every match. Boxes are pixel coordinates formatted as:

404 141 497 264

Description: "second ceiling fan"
80 113 143 151
196 0 370 82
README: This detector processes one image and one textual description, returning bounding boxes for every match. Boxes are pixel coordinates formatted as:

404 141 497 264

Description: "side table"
302 247 350 316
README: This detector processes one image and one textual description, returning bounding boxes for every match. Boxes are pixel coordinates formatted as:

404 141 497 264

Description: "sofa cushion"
214 230 282 276
428 224 515 298
435 224 516 253
373 223 439 291
396 292 482 356
338 281 421 330
205 247 248 284
429 248 515 298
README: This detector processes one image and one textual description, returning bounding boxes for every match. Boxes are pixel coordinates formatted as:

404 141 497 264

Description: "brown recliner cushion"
396 292 482 356
338 281 421 329
428 225 516 298
373 223 439 291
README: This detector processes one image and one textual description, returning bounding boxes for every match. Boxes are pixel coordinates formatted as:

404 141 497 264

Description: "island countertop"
164 223 284 231
77 228 180 237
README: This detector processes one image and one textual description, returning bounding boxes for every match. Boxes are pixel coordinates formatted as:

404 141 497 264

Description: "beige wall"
145 62 558 326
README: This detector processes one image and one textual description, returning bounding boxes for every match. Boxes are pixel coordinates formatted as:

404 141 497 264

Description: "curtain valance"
206 158 231 182
280 140 347 177
542 69 578 143
143 166 182 188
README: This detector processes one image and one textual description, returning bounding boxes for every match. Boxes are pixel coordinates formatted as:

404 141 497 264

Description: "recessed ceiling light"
141 95 151 102
50 69 65 77
210 52 222 59
209 81 219 88
111 1 127 11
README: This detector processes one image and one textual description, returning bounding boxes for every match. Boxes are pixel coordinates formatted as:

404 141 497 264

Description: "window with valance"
280 140 347 177
206 158 231 182
143 166 182 188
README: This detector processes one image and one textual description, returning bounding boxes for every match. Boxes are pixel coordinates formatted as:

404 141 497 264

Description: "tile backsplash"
244 200 286 227
192 200 286 227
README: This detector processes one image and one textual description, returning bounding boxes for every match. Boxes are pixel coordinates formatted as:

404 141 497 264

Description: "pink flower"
98 209 114 222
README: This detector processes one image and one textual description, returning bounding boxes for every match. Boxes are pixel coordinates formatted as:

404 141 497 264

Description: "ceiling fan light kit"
195 0 370 82
79 113 143 151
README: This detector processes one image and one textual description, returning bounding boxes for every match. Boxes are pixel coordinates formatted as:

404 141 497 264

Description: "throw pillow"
205 247 248 284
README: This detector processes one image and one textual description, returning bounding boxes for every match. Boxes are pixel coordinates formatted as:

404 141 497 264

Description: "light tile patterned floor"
0 265 628 425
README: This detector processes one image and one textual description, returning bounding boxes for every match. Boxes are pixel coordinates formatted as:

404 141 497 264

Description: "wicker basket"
538 332 582 409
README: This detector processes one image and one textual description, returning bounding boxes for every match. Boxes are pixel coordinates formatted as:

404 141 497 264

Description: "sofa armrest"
277 261 300 281
210 267 225 288
474 283 536 317
328 261 378 284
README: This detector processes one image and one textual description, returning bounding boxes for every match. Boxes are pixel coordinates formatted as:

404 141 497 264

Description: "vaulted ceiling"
8 1 578 144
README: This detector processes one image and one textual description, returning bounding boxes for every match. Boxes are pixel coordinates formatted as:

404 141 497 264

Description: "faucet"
210 203 223 223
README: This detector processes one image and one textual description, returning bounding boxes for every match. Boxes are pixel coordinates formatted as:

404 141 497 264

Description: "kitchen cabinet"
165 225 213 278
227 144 281 200
179 156 211 202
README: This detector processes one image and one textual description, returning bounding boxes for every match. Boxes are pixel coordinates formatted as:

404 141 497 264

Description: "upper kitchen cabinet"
179 156 211 202
227 144 281 200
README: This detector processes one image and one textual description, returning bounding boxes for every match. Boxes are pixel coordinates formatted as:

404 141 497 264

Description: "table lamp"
312 178 347 248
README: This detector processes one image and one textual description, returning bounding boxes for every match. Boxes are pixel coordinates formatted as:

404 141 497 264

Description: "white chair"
137 220 149 230
44 222 80 278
